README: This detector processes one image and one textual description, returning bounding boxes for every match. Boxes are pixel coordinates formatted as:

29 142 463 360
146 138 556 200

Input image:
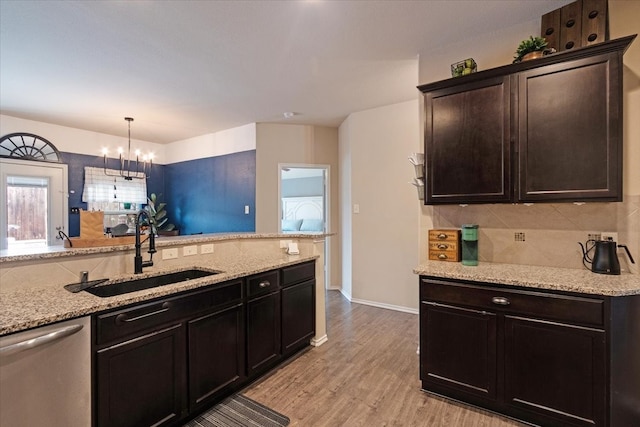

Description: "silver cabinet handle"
259 281 271 288
0 324 83 357
116 302 170 323
437 244 448 250
492 297 510 306
437 233 448 239
438 254 448 259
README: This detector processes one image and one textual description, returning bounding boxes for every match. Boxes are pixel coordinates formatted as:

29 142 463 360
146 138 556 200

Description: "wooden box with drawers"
428 229 461 262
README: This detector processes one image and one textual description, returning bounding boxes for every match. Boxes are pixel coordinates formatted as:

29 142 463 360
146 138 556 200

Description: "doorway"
278 164 330 290
0 159 68 250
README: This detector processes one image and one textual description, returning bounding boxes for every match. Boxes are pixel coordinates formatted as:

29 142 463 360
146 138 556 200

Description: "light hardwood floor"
243 290 528 426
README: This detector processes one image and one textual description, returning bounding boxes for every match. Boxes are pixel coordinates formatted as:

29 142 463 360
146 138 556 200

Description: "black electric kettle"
579 239 635 275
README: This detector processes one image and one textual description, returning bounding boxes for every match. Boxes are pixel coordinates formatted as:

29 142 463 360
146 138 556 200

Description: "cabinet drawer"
246 271 279 299
96 280 242 346
428 250 459 262
281 261 315 288
181 280 243 315
95 297 184 347
421 278 604 327
429 229 460 242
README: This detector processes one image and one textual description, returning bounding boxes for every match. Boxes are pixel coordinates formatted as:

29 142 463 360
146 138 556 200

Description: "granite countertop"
0 232 330 263
0 253 318 336
414 261 640 296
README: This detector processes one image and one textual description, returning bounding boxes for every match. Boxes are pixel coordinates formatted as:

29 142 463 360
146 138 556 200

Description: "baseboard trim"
310 334 328 347
339 288 352 301
349 298 418 315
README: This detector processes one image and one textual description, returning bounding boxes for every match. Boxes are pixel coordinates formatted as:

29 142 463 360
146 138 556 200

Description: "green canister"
461 224 479 266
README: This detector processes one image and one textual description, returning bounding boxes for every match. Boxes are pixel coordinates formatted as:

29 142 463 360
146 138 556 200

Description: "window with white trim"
82 167 147 230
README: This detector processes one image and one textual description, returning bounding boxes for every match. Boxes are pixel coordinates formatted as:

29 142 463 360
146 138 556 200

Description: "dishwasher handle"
0 324 84 357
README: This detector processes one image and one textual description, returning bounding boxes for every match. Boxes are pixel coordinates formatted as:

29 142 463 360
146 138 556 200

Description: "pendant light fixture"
102 117 153 180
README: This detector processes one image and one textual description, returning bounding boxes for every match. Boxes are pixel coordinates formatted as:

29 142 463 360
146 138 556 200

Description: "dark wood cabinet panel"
504 316 605 426
188 303 245 411
246 291 281 375
425 76 511 204
421 301 497 400
518 53 621 201
281 279 315 355
93 261 315 427
419 276 640 427
96 324 186 427
419 35 634 205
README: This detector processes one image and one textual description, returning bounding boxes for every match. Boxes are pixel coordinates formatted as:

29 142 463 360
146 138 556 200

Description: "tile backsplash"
421 195 639 274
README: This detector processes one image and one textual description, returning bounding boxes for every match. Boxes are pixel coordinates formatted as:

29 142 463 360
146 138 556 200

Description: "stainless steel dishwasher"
0 316 91 427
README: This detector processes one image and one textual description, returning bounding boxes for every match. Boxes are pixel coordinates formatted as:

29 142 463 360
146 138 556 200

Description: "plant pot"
522 51 544 61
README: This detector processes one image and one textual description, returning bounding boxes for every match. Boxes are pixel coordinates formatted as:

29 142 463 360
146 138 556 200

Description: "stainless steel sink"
85 269 220 298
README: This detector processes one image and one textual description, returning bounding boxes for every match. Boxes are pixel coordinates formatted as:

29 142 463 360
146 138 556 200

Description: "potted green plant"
144 193 178 236
513 36 550 63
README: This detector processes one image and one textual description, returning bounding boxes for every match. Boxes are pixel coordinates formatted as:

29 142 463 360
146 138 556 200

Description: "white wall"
163 123 256 164
339 99 421 312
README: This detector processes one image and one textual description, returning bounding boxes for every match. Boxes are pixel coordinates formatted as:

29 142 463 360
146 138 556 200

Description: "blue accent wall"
60 152 165 236
164 150 256 235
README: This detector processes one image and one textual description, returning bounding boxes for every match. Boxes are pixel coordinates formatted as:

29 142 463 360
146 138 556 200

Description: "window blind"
82 167 147 204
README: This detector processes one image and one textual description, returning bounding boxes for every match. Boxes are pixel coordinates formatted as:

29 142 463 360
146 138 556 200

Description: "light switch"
183 245 198 256
201 244 214 254
162 248 178 260
353 204 360 214
244 205 250 214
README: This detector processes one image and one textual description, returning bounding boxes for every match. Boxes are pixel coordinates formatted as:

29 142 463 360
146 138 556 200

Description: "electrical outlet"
280 240 292 249
183 245 198 256
162 248 178 260
587 233 601 241
601 232 618 242
201 244 214 254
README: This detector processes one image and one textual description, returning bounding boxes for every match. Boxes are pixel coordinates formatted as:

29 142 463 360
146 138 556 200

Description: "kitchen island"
0 232 328 337
415 261 640 427
1 232 327 427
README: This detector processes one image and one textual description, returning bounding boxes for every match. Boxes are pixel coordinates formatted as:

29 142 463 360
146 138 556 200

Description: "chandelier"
102 117 153 180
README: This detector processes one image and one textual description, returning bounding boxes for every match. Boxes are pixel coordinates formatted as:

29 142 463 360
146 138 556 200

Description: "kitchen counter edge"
0 232 333 263
0 255 318 336
414 261 640 296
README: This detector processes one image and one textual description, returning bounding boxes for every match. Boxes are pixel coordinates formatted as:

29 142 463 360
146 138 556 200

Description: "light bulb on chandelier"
102 117 153 180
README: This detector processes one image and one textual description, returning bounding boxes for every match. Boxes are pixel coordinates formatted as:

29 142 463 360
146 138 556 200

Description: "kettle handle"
618 245 635 264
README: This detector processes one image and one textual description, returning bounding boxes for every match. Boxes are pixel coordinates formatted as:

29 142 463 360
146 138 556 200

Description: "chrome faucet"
134 210 156 274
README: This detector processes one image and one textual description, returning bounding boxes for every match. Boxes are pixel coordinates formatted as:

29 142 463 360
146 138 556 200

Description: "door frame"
0 158 68 250
278 163 330 290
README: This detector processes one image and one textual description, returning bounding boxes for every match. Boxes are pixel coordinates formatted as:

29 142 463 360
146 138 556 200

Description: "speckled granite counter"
0 232 329 263
0 253 318 336
414 261 640 296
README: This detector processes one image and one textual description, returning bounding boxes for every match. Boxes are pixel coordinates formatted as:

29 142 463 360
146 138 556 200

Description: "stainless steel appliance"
0 316 91 427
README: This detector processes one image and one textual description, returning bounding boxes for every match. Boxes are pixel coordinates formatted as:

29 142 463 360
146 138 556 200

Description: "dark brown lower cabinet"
419 276 640 427
246 290 281 376
96 324 186 427
420 302 496 400
93 262 316 427
188 303 245 412
281 279 315 356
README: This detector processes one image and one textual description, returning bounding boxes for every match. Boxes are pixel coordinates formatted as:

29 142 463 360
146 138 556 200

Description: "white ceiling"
0 0 570 144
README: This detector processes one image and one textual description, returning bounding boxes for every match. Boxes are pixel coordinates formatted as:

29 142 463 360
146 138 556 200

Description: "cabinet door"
420 301 497 400
96 324 186 427
246 291 281 376
282 279 315 355
424 76 512 204
504 316 605 427
517 52 622 202
188 303 245 412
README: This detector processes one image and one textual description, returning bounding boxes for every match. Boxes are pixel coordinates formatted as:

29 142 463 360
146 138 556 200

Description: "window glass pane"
6 177 48 250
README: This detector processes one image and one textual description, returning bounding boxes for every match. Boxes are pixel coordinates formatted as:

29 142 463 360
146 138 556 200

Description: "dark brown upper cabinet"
419 35 635 205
